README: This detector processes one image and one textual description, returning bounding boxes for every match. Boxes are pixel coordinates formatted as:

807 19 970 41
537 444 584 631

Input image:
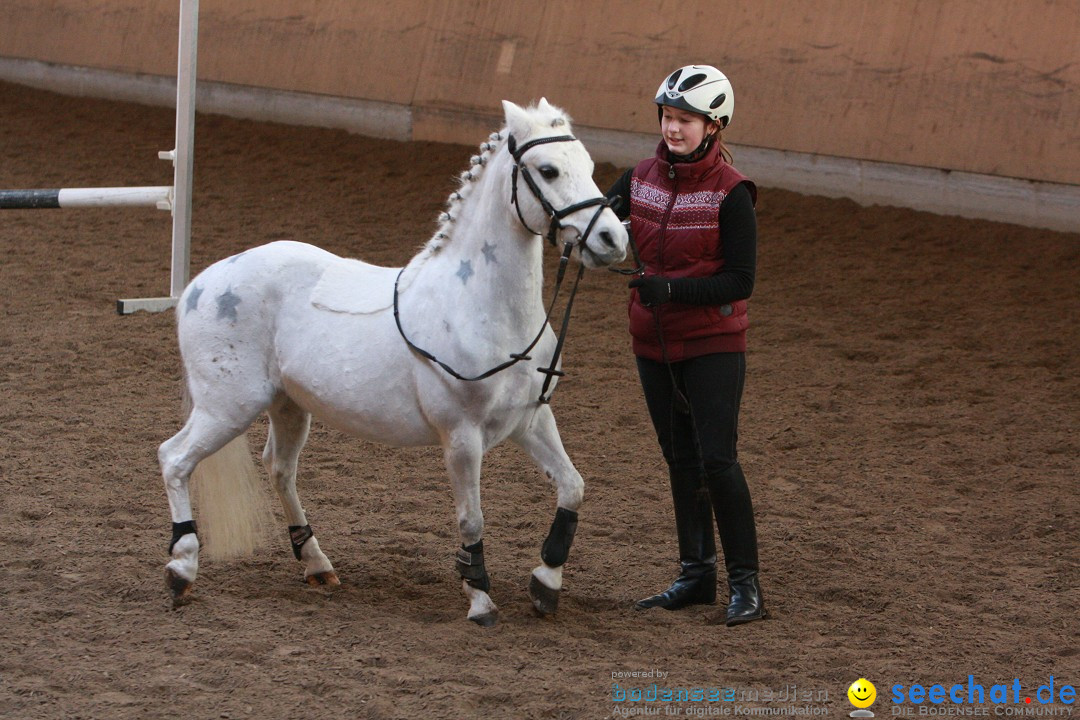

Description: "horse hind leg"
263 396 338 587
159 408 258 607
443 427 498 627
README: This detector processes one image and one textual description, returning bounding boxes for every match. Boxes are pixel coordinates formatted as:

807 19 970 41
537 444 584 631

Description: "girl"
606 65 765 625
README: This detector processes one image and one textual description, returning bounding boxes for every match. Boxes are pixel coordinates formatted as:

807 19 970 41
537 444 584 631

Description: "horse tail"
181 371 273 560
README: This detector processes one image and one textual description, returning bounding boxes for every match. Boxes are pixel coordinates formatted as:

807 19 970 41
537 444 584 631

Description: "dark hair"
714 131 733 164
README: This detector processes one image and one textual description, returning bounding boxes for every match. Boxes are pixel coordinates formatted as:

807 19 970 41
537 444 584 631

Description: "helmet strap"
668 131 717 164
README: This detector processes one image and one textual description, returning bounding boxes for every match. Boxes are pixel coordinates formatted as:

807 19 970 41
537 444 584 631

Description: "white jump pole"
0 187 172 208
118 0 198 315
0 0 197 315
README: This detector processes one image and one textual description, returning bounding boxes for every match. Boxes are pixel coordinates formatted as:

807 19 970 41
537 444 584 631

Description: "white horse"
158 99 628 625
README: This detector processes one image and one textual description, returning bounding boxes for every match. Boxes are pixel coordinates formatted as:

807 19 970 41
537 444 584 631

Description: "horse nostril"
599 230 616 249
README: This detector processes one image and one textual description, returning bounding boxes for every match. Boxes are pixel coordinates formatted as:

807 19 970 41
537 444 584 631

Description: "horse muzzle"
570 213 628 269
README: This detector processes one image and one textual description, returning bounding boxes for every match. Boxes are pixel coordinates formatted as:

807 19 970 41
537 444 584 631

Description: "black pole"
0 189 62 209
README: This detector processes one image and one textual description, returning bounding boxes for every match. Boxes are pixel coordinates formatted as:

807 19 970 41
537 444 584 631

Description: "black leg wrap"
170 520 197 554
289 524 313 561
541 507 578 567
456 540 491 593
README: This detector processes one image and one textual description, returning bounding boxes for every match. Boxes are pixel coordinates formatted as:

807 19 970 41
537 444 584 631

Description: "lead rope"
614 209 686 413
537 248 586 403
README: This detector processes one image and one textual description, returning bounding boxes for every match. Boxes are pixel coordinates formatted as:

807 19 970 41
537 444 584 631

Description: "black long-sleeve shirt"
605 168 757 306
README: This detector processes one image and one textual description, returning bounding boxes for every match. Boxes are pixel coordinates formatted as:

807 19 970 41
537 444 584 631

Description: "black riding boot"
706 463 765 625
636 468 718 610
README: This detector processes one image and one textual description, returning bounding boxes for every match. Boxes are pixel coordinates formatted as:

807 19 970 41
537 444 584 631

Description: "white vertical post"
170 0 198 298
117 0 198 315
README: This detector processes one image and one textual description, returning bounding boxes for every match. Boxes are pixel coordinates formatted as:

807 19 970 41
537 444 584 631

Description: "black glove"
629 275 672 307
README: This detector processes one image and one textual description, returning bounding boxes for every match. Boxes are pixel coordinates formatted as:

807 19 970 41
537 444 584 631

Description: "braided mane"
411 130 506 264
409 100 572 268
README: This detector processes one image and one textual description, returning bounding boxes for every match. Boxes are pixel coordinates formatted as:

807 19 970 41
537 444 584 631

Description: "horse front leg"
443 427 498 627
263 397 338 588
513 405 584 617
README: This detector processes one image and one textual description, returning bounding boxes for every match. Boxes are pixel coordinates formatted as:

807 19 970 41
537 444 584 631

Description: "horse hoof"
469 609 499 628
305 571 341 587
529 574 560 616
166 568 194 608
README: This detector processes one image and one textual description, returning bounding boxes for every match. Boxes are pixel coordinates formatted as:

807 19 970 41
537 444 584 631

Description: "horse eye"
538 165 559 180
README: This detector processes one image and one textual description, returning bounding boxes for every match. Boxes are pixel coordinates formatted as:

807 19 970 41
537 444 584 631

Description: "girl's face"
660 107 715 155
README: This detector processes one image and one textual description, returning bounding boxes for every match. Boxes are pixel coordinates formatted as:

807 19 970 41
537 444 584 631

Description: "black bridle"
507 133 612 250
393 132 639 403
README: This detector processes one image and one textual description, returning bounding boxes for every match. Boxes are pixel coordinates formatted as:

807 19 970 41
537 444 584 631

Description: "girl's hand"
629 276 672 307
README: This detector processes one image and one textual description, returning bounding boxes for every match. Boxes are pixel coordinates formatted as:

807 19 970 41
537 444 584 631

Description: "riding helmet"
655 65 735 129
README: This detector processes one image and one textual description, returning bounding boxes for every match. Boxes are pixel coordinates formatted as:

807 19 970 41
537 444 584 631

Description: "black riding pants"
636 352 745 475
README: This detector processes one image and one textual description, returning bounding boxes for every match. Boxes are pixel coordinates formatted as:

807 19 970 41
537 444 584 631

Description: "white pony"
158 99 628 625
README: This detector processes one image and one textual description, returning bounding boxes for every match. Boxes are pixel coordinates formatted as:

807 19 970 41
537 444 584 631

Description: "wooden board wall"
2 0 1077 184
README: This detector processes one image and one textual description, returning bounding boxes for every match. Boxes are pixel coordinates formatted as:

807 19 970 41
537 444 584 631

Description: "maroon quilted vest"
629 140 756 361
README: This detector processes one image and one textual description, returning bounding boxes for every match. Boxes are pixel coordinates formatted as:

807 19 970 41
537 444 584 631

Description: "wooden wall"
1 0 1077 185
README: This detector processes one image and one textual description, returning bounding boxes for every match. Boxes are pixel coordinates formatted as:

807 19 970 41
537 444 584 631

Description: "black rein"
393 132 614 404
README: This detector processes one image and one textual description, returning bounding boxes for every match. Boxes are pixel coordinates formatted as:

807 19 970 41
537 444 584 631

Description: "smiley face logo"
848 678 877 709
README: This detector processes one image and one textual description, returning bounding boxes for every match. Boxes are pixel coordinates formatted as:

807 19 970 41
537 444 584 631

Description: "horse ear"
537 97 568 127
502 100 532 136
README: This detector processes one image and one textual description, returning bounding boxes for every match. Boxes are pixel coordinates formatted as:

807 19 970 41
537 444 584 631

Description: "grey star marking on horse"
481 241 497 265
456 260 474 285
216 288 241 322
185 284 204 314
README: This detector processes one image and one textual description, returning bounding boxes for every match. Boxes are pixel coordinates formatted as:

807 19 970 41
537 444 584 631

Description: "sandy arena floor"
1 81 1077 719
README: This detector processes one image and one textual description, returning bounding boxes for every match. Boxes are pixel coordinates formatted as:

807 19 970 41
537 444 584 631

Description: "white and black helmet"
655 65 735 129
